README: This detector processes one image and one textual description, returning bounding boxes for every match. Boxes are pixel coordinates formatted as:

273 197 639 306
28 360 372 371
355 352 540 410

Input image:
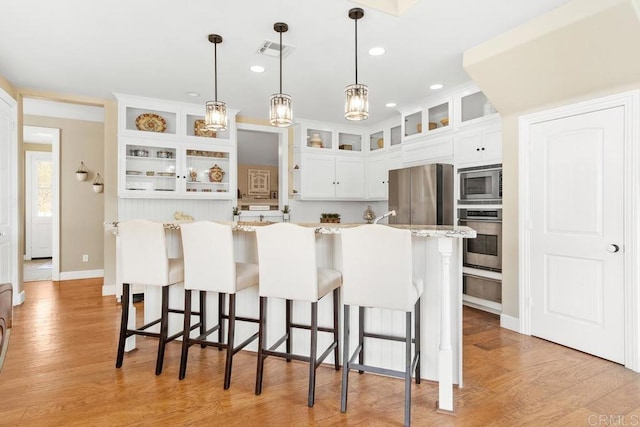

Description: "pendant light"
269 22 293 127
345 8 369 121
205 34 228 132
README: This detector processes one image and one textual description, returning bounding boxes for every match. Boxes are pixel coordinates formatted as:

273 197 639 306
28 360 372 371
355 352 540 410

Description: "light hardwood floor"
1 279 639 426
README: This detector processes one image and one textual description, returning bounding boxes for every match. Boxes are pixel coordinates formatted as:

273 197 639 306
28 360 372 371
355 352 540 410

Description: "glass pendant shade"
345 8 368 121
344 83 369 121
269 93 293 127
205 100 228 131
270 22 292 128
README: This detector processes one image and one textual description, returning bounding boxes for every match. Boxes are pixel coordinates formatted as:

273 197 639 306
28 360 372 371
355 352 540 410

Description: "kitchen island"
109 221 476 413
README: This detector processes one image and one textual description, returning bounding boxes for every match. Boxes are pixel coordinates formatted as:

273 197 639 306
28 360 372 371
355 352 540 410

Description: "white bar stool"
340 224 423 427
115 220 189 375
254 223 341 407
179 221 259 389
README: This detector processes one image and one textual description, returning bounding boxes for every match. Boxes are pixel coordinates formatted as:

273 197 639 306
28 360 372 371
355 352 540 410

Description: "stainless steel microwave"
458 164 502 204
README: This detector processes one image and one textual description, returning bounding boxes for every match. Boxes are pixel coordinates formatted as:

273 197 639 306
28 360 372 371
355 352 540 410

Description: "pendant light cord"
214 41 218 101
279 29 283 94
354 17 358 85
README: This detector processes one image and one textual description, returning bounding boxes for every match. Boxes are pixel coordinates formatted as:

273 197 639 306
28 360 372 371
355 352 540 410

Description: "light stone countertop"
105 221 476 238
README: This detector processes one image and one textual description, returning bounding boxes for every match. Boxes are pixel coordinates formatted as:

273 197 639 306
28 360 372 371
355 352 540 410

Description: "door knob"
607 244 620 253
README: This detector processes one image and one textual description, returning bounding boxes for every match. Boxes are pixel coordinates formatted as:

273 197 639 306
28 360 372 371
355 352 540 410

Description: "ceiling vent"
257 41 294 59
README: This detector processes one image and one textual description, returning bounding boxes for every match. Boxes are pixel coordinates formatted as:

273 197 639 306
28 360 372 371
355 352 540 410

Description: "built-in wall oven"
459 208 502 304
459 208 502 271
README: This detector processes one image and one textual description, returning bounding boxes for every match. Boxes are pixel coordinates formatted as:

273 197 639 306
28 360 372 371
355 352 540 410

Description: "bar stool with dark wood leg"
115 220 190 375
179 221 260 389
340 224 423 427
254 222 341 407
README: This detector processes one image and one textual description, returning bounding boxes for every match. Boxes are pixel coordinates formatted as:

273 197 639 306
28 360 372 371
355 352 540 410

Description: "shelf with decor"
116 94 238 199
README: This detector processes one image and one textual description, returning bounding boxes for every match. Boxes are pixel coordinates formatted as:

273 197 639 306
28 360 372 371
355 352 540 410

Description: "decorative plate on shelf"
194 120 217 138
135 113 167 132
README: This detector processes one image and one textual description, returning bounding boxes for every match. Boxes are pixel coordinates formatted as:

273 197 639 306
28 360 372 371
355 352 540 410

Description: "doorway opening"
23 126 60 282
236 123 288 220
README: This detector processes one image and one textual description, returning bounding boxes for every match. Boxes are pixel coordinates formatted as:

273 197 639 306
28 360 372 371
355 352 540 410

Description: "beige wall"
23 115 105 273
102 101 118 291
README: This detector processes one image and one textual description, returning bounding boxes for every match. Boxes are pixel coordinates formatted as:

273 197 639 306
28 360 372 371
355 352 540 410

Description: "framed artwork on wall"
248 169 270 196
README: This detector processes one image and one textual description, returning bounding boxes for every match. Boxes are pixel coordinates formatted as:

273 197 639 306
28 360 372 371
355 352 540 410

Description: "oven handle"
458 218 502 223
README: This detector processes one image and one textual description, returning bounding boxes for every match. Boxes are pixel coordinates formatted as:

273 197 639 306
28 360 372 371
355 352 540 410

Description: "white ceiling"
0 0 571 124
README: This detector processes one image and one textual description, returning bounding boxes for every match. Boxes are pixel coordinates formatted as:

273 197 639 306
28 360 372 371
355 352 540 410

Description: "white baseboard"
500 313 520 332
102 283 116 296
59 269 104 281
12 290 25 306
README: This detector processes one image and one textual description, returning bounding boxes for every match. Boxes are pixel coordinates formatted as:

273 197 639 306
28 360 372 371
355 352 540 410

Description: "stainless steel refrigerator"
388 163 454 225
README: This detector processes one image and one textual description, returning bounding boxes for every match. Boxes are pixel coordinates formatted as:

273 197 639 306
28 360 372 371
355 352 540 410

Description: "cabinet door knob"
476 148 480 151
481 147 485 151
607 244 620 253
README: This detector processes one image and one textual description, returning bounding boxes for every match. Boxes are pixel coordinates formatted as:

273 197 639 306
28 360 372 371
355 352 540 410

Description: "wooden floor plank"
0 279 639 426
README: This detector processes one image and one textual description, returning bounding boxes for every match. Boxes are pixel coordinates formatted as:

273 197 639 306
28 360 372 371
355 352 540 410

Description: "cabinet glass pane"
185 150 230 194
461 91 495 122
390 125 401 146
405 111 422 137
186 114 230 139
125 107 177 134
338 132 362 152
307 128 332 149
428 102 449 130
369 131 384 151
125 144 177 193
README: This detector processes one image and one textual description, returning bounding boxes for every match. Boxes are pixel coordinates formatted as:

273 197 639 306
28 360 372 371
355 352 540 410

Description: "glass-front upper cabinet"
183 148 232 196
119 137 235 199
454 84 499 127
121 139 178 196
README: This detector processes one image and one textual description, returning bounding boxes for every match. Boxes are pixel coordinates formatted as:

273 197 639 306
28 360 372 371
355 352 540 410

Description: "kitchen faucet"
260 214 264 222
373 210 396 224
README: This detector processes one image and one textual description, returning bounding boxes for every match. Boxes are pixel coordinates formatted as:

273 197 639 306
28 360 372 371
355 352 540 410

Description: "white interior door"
529 106 624 363
25 151 52 259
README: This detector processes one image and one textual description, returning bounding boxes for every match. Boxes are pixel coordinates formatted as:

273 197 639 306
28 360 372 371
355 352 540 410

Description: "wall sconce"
76 161 88 181
93 173 104 193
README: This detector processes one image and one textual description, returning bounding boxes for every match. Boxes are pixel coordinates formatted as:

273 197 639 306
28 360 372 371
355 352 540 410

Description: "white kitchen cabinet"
116 94 238 200
297 152 364 200
401 97 452 144
366 149 402 200
453 83 500 129
367 116 402 152
119 137 235 199
454 122 502 167
402 136 454 167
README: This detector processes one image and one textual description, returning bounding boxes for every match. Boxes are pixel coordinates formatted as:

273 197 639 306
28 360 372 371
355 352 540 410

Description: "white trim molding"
59 269 104 281
500 314 520 332
518 89 640 372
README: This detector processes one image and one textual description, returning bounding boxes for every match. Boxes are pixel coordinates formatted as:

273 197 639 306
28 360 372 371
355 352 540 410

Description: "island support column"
437 237 454 413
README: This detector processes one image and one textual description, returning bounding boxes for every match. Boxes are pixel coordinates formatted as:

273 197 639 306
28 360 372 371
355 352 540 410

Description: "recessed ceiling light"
368 47 386 56
385 102 397 108
250 65 265 73
430 83 444 90
186 91 200 97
